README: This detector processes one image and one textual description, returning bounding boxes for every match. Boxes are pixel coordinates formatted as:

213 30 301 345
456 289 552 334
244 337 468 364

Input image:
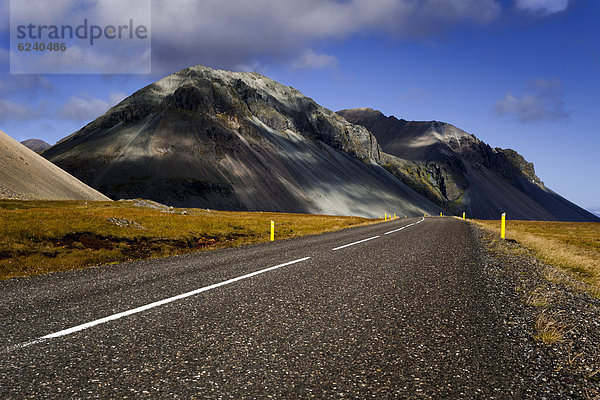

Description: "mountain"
0 130 111 201
43 66 440 218
338 108 599 222
21 139 51 154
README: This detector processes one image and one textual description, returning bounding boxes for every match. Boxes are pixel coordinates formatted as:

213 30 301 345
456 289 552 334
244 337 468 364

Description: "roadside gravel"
473 224 600 399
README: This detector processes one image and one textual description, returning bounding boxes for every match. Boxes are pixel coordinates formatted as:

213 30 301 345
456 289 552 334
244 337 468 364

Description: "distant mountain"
21 139 51 154
43 66 440 218
41 65 595 221
0 130 111 201
338 108 599 222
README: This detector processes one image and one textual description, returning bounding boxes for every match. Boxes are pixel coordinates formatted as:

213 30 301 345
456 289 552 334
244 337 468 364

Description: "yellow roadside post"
394 213 396 218
270 220 275 241
440 212 442 217
501 213 506 239
385 213 387 221
462 212 465 220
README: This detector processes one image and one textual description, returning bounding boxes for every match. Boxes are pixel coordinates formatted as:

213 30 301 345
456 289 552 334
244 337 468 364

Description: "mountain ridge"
338 108 598 222
43 65 439 218
39 65 596 221
0 130 111 201
20 139 51 154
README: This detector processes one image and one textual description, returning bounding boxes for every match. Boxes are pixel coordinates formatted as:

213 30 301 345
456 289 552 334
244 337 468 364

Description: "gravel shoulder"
472 223 600 398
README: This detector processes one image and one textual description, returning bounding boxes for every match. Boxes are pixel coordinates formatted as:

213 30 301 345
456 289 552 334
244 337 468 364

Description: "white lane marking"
6 257 311 351
384 217 425 235
332 236 380 251
384 226 409 235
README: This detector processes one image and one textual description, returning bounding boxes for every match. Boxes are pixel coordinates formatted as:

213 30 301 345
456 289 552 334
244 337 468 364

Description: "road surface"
0 217 525 398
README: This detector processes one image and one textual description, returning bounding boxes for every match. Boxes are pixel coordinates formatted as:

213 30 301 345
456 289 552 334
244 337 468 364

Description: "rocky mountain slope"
338 108 598 221
0 130 110 201
21 139 51 154
43 66 440 218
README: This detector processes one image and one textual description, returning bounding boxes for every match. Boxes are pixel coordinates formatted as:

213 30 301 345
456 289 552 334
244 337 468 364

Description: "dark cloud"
150 0 502 74
1 0 502 75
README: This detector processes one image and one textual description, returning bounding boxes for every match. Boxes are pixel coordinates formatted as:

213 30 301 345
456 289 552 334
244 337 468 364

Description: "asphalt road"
0 217 525 398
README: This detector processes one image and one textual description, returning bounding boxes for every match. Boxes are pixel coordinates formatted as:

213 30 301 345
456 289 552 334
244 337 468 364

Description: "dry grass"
472 219 600 295
526 286 552 308
533 312 565 344
0 200 380 279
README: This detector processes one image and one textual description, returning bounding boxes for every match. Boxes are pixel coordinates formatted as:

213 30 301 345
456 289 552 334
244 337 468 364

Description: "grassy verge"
0 200 379 280
472 219 600 295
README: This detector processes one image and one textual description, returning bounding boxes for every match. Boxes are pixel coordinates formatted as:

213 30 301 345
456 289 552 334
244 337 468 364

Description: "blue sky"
0 0 598 213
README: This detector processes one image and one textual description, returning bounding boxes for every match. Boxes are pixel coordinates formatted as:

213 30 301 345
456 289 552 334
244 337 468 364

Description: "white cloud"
9 0 77 23
0 88 126 124
8 0 151 74
233 61 266 73
0 75 54 97
58 95 110 121
9 42 150 75
515 0 569 16
494 78 569 123
0 99 34 122
57 91 130 121
291 49 338 70
109 92 127 105
0 47 8 64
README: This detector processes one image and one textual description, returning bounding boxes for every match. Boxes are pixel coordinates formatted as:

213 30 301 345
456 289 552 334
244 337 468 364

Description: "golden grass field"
473 219 600 295
0 200 379 280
